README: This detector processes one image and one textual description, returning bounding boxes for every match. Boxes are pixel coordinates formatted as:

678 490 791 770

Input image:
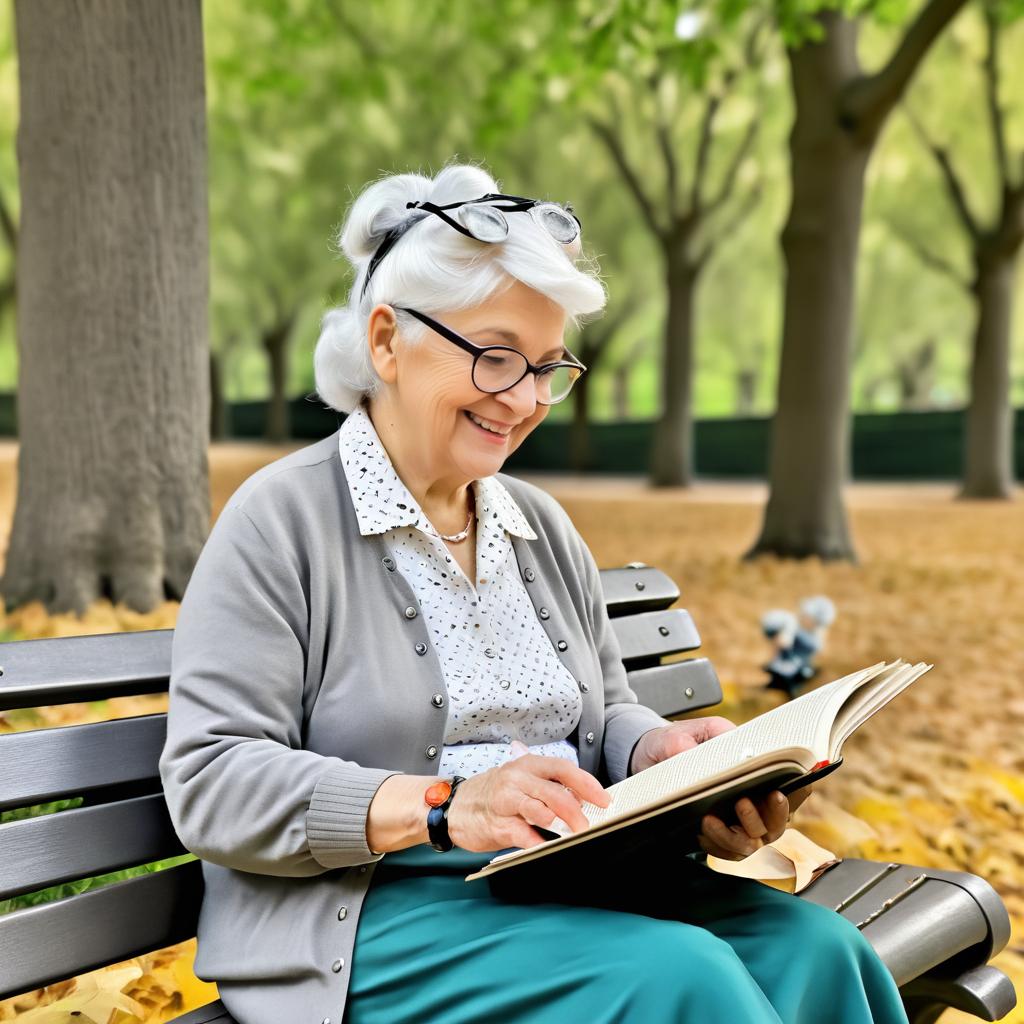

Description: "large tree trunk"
748 0 966 559
2 0 209 615
747 16 869 559
651 250 699 486
961 256 1016 497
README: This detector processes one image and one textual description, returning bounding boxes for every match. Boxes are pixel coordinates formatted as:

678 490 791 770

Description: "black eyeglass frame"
392 305 588 406
360 192 582 302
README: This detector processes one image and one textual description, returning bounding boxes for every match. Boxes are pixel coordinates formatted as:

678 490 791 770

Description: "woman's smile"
463 409 513 443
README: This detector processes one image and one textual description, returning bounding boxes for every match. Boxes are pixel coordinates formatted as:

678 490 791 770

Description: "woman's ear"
367 304 399 385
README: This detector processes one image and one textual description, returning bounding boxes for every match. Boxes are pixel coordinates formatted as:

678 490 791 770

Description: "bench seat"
0 565 1016 1024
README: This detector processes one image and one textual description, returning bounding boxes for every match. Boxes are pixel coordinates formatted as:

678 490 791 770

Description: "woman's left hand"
630 720 814 861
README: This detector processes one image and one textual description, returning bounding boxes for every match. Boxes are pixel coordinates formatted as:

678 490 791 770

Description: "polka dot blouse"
338 400 583 779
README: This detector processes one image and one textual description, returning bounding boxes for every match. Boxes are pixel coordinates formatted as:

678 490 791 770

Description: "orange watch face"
424 780 453 807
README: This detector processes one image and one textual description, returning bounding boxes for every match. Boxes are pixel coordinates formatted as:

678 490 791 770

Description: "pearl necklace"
436 490 475 543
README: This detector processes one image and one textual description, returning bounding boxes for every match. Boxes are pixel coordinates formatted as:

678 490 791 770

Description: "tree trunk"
612 365 631 420
210 350 228 441
263 316 294 443
650 248 699 487
747 15 869 560
570 375 592 473
2 0 209 614
961 255 1016 497
735 368 758 416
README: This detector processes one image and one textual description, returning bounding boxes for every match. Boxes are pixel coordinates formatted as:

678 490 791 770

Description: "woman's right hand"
446 754 612 852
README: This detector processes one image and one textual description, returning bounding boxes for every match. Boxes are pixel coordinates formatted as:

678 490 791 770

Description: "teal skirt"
343 841 910 1023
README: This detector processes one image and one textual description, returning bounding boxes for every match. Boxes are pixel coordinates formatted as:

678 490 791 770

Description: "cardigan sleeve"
158 504 404 877
568 524 671 785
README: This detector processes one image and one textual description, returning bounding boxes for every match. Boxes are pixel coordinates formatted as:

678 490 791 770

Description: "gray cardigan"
158 428 671 1024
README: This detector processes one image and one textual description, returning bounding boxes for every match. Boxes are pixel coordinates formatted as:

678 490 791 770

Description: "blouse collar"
337 400 537 541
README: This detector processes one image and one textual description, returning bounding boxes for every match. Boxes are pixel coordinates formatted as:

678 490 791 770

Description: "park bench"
0 563 1016 1024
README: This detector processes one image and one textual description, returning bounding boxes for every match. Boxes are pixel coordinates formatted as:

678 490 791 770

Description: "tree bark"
2 0 209 614
651 248 700 486
748 15 867 558
961 256 1016 497
748 0 966 560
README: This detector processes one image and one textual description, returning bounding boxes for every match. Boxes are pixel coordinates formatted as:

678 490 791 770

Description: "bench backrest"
0 563 720 1000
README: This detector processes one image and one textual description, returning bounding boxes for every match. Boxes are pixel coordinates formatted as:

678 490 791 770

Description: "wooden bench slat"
0 794 185 900
0 714 165 811
626 658 722 717
0 629 172 712
610 609 701 665
597 565 679 618
0 862 203 1001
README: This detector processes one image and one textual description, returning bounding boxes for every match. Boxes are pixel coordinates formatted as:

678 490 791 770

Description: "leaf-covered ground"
0 442 1020 1022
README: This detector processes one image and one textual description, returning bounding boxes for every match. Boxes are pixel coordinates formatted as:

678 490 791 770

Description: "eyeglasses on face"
392 306 587 406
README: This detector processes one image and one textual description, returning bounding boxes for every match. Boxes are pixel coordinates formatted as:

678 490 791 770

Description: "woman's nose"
498 371 540 416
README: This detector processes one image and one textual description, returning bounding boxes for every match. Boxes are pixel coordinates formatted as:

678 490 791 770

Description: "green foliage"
0 853 197 917
0 0 1021 415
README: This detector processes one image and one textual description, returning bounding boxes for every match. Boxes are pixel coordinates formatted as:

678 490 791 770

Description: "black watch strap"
427 775 467 852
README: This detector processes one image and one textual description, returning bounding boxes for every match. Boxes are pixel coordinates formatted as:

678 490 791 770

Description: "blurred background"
0 1 1021 1021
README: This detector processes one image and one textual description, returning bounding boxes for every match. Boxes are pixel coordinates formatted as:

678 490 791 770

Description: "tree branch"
587 114 666 239
0 184 17 254
704 116 759 216
981 2 1010 190
904 104 980 239
690 89 725 213
649 71 681 220
887 218 971 290
842 0 969 136
696 180 762 268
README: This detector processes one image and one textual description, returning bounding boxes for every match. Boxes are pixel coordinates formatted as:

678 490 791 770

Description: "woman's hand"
629 719 815 861
446 754 611 853
697 784 814 861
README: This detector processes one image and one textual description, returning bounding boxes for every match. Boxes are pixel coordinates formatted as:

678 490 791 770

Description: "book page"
830 662 932 754
573 662 892 833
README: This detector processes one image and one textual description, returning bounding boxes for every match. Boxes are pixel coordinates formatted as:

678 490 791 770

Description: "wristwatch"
425 775 466 852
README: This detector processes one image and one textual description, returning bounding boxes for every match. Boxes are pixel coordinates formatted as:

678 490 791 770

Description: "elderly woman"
159 164 910 1024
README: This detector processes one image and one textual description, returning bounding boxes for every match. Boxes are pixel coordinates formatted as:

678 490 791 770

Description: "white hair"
313 160 608 414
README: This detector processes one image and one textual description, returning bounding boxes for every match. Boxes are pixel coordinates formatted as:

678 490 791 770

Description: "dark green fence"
0 393 1020 480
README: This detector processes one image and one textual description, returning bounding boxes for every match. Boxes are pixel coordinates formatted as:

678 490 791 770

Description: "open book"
465 659 932 897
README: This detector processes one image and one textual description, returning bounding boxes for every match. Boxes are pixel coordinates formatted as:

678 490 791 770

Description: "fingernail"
774 793 786 804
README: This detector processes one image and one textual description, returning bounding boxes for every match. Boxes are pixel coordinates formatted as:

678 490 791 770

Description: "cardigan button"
585 731 595 744
337 906 348 920
382 556 396 571
426 744 438 758
331 958 345 973
685 687 695 698
523 567 536 582
556 640 568 651
499 679 511 690
404 606 418 619
579 681 590 693
538 607 550 619
415 642 428 655
484 647 496 659
431 693 445 707
658 625 670 636
321 1018 331 1024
